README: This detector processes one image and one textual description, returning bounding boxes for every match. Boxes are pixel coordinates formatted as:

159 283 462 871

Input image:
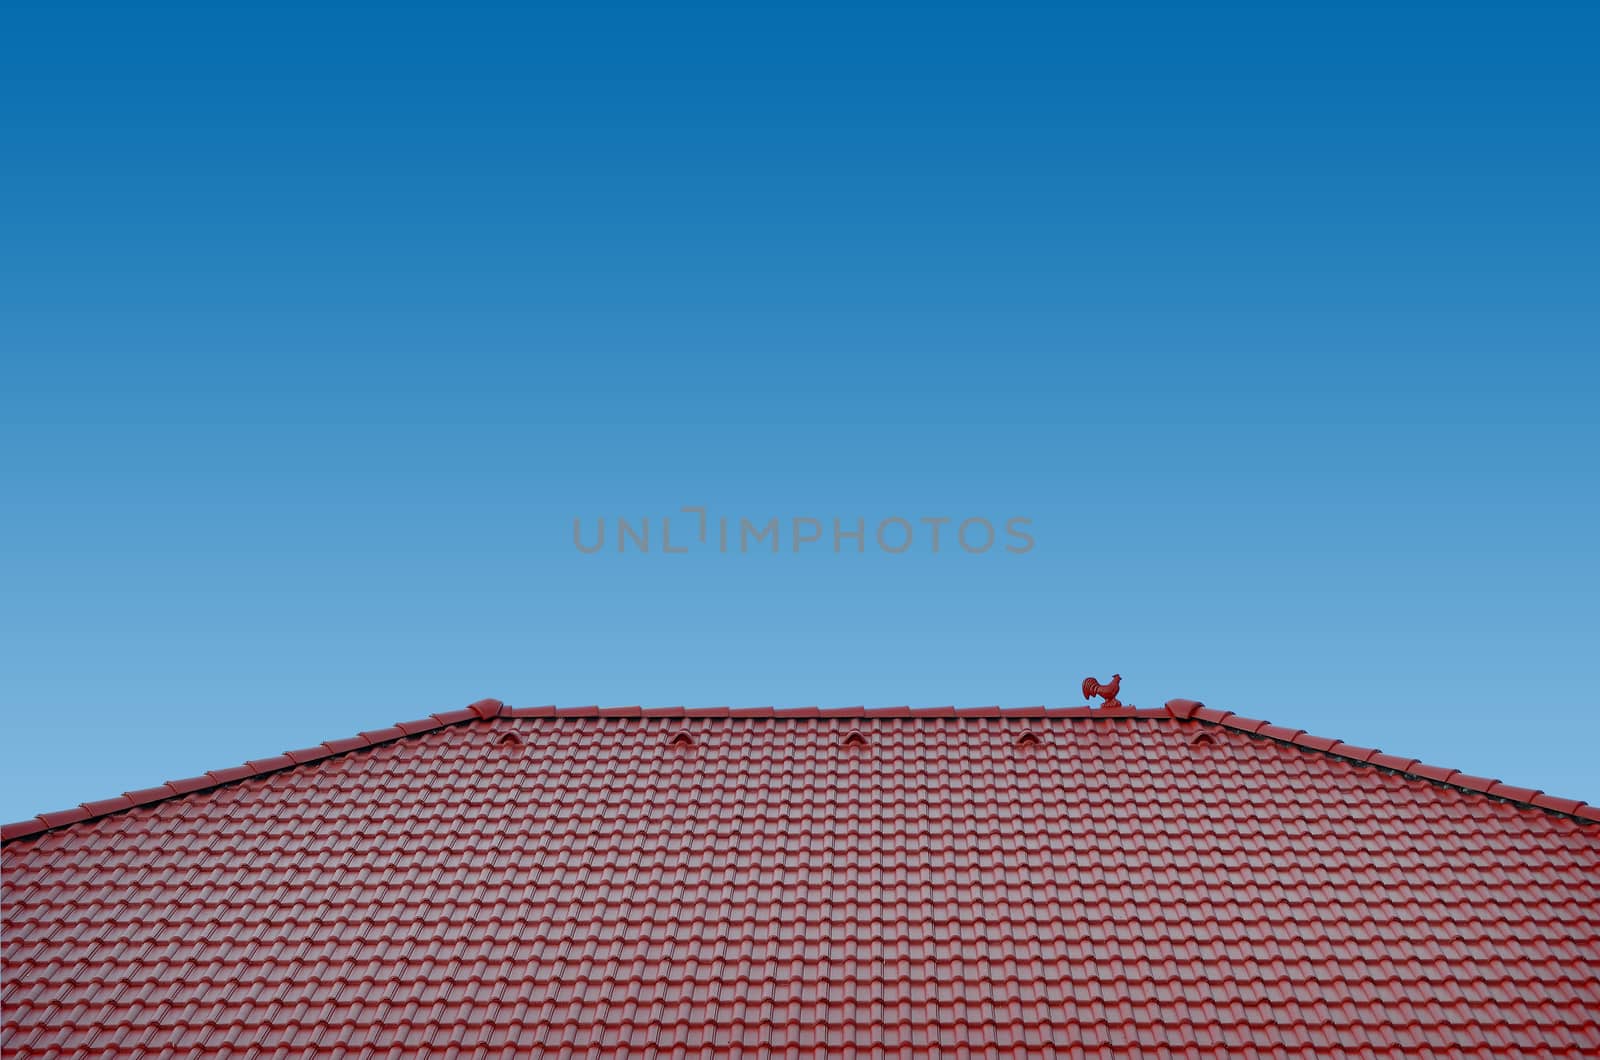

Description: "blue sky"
3 1 1597 820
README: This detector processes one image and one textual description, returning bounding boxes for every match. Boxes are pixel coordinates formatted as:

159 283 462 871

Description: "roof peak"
3 696 1594 844
501 704 1167 719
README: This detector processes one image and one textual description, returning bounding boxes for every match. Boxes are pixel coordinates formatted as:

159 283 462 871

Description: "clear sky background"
3 1 1596 821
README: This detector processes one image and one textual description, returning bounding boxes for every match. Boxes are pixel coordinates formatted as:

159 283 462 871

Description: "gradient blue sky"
3 1 1597 820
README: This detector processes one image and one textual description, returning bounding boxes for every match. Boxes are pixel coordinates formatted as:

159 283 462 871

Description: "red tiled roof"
4 698 1598 1056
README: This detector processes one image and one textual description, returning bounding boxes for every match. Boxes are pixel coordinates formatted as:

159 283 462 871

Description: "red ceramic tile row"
4 701 1598 1057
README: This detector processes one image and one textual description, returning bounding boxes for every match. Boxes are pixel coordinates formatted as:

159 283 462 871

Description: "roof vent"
666 730 695 751
1190 731 1220 749
495 731 524 754
1016 731 1043 751
840 729 868 752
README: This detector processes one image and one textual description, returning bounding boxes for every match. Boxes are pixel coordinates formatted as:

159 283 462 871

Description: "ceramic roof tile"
2 699 1597 1058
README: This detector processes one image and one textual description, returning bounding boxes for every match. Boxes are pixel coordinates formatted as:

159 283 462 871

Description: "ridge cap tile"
1328 742 1379 762
0 818 47 841
1163 697 1204 719
1530 793 1584 815
37 807 92 828
465 697 504 719
284 746 333 765
79 796 134 815
164 775 213 795
394 718 443 735
122 786 173 807
1487 783 1541 803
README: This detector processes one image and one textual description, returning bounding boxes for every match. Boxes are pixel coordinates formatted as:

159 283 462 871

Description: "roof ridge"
0 697 507 844
1162 699 1598 823
499 704 1171 719
0 700 1169 843
6 697 1592 844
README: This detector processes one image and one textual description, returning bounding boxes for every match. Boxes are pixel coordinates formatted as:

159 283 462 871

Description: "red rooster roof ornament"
1082 673 1123 709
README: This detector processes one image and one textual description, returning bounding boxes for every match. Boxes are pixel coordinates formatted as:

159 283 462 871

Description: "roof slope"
3 701 1598 1058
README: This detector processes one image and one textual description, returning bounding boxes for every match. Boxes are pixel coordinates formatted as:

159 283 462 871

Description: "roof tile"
1487 783 1541 803
466 698 504 719
163 775 213 796
0 818 47 841
2 707 1594 1057
36 807 92 828
394 718 443 736
283 746 333 765
1532 793 1585 815
1367 752 1420 772
1329 743 1379 762
245 755 295 774
78 796 134 816
1219 714 1269 733
122 786 173 807
1164 698 1206 719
